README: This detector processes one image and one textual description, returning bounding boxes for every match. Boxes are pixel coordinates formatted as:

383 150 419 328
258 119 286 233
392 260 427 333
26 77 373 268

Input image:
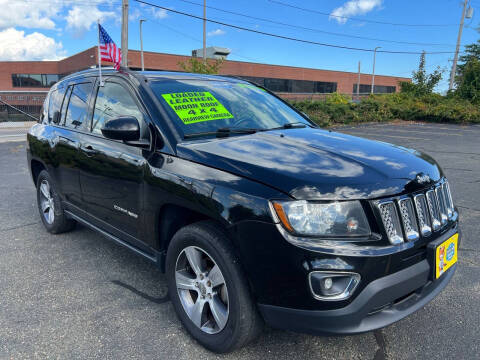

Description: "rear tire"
36 170 76 234
166 220 262 353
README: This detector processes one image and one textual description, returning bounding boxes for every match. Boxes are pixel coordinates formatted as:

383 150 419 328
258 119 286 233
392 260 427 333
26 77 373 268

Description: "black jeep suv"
27 68 459 353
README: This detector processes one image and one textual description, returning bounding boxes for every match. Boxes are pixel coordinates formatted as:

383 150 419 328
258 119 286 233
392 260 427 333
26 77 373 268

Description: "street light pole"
357 61 361 100
371 46 381 94
449 0 469 91
140 19 146 71
203 0 206 64
121 0 129 67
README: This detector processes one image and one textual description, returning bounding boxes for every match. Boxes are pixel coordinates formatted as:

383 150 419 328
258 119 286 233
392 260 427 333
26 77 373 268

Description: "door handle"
80 143 98 156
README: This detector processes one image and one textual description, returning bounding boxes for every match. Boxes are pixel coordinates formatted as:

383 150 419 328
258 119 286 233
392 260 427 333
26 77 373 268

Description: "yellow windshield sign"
161 91 233 125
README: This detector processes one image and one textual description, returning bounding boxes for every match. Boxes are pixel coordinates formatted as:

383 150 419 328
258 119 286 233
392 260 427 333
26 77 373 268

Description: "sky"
1 0 479 92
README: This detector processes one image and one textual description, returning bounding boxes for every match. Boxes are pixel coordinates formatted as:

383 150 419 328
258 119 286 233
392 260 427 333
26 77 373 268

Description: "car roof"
57 68 246 85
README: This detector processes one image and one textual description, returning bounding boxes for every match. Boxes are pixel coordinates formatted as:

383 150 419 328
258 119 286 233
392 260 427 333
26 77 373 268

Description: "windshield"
150 79 311 137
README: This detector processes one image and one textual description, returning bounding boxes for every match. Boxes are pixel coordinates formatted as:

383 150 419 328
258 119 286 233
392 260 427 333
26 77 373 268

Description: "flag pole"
97 20 104 86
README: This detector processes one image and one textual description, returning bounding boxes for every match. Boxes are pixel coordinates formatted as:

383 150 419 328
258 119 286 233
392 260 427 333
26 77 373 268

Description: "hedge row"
290 93 480 127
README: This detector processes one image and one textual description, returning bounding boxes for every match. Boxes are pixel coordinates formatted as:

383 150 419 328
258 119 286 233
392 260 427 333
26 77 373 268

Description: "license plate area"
427 233 458 280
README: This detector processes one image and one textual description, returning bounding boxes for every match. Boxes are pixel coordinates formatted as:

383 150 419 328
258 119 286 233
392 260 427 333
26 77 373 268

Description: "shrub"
290 93 480 127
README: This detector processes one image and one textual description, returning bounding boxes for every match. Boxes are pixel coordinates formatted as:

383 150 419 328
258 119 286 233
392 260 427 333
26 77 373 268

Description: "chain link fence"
0 91 45 141
0 91 47 122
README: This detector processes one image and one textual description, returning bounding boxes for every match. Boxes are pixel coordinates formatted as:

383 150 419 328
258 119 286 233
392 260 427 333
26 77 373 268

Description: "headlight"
270 200 371 237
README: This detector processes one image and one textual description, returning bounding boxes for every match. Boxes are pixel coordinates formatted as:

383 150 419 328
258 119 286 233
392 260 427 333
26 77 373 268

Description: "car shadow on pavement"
111 279 170 304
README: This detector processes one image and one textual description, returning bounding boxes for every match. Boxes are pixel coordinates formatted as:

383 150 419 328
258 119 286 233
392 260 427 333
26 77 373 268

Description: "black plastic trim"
258 256 457 335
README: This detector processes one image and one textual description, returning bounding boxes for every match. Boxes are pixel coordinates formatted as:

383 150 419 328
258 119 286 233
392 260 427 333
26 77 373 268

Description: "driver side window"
91 82 144 135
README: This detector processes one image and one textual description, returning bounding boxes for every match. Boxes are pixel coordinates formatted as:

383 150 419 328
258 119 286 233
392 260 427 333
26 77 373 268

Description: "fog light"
323 277 333 290
309 271 361 301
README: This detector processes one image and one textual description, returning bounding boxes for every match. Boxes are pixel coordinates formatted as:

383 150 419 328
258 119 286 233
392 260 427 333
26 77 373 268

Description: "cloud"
330 0 383 24
129 8 142 22
66 5 115 38
0 0 61 30
207 29 226 37
150 8 168 19
0 28 65 60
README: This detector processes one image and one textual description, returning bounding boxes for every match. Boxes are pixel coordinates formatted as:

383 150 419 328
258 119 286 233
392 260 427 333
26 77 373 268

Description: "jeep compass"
26 69 460 353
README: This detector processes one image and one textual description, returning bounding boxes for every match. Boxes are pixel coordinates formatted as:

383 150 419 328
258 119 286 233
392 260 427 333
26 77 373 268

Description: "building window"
264 78 290 92
353 84 396 94
237 76 337 94
11 74 60 88
315 81 337 93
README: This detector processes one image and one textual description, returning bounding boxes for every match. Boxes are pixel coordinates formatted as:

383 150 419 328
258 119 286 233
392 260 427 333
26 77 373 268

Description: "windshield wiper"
183 127 259 139
262 122 309 131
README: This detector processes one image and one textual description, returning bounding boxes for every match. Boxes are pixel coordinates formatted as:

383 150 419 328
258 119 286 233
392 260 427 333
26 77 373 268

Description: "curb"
0 121 36 129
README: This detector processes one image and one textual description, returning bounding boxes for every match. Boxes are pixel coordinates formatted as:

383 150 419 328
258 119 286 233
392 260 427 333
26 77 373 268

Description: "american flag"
98 24 122 70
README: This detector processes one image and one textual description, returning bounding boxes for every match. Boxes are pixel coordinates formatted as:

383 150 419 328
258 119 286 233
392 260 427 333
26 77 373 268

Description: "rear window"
150 79 309 137
40 92 50 124
48 87 66 123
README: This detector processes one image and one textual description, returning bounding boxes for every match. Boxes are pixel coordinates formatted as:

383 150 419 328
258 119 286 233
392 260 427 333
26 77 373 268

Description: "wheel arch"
156 203 235 271
30 159 46 186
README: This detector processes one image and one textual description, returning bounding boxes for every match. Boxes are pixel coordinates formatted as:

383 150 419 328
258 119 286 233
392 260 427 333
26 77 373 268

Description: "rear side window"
48 87 66 123
64 82 93 129
91 82 143 135
60 86 73 125
40 92 50 124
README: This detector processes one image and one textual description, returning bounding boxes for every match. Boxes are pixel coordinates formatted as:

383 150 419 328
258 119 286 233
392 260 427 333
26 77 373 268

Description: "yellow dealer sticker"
435 233 458 279
161 91 233 125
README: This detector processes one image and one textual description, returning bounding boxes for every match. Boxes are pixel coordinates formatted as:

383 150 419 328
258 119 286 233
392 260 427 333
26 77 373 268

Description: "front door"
78 79 150 242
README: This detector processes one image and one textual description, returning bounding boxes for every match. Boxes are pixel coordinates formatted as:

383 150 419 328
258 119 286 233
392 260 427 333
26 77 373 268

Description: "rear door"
78 78 150 243
53 80 94 207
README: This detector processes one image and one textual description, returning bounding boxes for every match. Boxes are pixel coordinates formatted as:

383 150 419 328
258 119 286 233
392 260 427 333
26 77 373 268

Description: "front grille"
375 178 456 245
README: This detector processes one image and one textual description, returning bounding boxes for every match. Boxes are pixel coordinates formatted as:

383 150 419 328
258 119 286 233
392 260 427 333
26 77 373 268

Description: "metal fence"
0 91 47 122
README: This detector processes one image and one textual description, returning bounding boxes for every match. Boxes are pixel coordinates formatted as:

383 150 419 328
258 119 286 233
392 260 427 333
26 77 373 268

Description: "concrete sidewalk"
0 121 36 129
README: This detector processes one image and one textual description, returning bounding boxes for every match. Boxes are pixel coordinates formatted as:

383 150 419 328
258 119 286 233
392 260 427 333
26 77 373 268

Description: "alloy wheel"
175 246 229 334
39 179 55 224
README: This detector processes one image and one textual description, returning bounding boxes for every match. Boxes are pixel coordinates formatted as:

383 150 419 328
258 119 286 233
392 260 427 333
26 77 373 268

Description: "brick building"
0 46 409 118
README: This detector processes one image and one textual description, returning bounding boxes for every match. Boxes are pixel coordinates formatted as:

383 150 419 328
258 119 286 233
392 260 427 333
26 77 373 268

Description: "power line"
143 16 264 62
135 0 463 55
170 0 457 47
268 0 461 28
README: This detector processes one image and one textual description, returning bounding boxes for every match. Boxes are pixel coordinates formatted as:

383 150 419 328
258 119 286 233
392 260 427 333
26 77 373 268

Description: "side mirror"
101 116 140 142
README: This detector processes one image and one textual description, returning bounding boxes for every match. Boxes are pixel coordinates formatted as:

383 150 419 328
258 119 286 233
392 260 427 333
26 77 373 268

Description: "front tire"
166 221 262 353
36 170 76 234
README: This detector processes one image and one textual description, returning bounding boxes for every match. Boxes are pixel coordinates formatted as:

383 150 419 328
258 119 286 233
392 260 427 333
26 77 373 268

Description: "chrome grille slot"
443 182 454 219
398 198 419 241
426 190 441 231
376 178 455 244
413 194 432 237
377 201 404 245
435 185 448 225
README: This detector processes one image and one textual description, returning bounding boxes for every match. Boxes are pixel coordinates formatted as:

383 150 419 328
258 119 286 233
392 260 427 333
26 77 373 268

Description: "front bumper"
258 258 456 335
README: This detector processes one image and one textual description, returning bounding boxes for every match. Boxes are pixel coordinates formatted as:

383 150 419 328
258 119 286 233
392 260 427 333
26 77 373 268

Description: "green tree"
400 51 443 95
456 39 480 84
456 57 480 103
178 57 224 74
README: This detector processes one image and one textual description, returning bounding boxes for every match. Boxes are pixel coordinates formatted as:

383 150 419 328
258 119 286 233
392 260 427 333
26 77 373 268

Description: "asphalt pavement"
0 122 478 359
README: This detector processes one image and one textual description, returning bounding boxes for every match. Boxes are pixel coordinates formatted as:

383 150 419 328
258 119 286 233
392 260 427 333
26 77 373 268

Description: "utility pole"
449 0 469 91
357 61 361 100
121 0 129 67
371 46 381 94
140 19 146 71
203 0 207 64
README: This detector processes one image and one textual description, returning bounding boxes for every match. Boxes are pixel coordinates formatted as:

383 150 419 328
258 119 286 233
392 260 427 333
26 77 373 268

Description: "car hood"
176 127 442 200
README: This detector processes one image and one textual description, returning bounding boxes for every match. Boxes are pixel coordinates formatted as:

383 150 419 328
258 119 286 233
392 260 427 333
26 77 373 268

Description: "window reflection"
65 83 93 129
92 82 143 134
